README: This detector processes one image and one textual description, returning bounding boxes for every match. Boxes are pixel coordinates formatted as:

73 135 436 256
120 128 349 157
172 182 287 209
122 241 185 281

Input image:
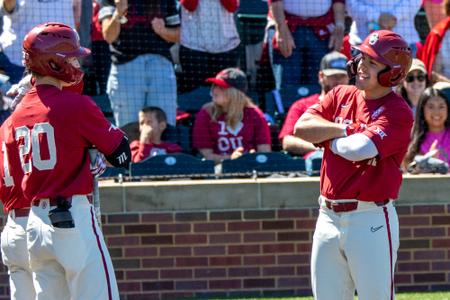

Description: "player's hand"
344 121 366 137
230 147 245 160
151 18 166 36
90 152 107 178
274 23 295 58
6 74 32 110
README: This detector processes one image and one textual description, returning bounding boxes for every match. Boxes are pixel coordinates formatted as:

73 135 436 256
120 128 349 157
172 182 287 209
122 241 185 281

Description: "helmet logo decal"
369 33 379 45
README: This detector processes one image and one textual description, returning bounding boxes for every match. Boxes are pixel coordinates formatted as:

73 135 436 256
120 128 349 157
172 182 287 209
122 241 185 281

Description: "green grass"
205 292 450 300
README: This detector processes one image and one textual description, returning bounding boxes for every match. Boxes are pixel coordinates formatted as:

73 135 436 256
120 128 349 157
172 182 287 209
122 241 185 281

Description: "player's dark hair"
141 106 167 123
404 87 450 167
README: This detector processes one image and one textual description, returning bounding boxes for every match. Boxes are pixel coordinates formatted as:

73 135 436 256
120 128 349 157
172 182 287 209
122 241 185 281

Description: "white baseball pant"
311 196 399 300
27 195 119 300
1 212 36 300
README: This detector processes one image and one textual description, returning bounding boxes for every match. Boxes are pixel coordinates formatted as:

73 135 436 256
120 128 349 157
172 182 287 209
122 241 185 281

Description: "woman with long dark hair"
403 83 450 169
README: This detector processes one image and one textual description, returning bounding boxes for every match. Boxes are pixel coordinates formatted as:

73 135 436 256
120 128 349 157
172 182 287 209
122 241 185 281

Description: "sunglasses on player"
405 74 426 83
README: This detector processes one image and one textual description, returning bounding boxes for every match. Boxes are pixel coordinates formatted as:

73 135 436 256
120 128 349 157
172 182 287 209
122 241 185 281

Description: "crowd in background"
0 0 449 176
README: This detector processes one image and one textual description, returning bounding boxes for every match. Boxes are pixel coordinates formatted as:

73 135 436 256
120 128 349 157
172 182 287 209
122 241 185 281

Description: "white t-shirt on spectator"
347 0 421 46
180 0 240 53
0 0 76 66
283 0 332 18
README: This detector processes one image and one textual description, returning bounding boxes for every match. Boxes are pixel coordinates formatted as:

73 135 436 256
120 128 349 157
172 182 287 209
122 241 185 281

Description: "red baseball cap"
206 68 248 94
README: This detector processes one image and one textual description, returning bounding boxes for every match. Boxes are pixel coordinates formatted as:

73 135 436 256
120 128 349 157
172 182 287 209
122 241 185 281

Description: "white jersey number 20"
15 123 57 173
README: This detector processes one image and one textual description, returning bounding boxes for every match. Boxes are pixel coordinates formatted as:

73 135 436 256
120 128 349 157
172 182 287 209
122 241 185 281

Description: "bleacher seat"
130 153 215 179
177 86 211 114
221 152 306 176
310 157 322 176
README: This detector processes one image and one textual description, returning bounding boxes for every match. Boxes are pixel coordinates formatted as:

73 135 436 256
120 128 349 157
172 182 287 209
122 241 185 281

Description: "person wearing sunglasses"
397 58 430 114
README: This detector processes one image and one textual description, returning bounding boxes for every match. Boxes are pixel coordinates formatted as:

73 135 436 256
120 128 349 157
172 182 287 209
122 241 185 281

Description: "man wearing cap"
279 51 349 159
192 68 271 164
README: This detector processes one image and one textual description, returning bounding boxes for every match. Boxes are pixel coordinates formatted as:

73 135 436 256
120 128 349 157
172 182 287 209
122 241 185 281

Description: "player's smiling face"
356 53 391 98
424 96 448 132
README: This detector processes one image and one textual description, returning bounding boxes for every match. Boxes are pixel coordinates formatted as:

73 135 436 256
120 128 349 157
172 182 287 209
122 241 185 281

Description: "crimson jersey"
307 85 414 201
130 140 182 162
279 94 320 141
7 85 124 201
0 118 29 212
193 106 271 155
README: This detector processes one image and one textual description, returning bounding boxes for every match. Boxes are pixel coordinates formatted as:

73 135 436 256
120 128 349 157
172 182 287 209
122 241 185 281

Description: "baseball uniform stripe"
90 207 113 300
382 206 394 300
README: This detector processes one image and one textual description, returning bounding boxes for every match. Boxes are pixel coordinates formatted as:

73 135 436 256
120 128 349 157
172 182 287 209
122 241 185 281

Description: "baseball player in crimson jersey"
4 22 131 300
295 30 413 300
0 118 36 300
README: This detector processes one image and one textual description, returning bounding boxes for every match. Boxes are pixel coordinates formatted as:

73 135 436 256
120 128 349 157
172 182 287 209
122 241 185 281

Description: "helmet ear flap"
377 66 403 87
346 53 361 79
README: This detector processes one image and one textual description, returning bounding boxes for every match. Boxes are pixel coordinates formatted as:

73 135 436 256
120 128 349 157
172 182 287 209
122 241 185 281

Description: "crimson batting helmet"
351 30 412 87
22 22 91 84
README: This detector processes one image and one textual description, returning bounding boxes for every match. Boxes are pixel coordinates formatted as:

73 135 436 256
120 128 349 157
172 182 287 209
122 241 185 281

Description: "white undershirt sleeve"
330 133 379 161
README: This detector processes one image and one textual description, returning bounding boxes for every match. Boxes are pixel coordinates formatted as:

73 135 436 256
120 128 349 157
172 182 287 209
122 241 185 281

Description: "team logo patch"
374 126 387 140
371 106 385 119
369 33 379 45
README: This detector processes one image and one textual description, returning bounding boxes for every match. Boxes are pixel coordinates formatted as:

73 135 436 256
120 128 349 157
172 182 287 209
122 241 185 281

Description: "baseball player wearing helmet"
295 30 414 300
4 22 131 300
0 118 35 300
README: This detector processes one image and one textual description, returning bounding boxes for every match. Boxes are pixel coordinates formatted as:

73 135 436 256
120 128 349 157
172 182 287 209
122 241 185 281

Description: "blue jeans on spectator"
269 26 328 89
107 54 177 127
0 52 24 84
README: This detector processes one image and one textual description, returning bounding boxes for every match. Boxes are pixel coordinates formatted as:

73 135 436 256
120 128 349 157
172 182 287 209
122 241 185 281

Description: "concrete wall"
0 175 449 299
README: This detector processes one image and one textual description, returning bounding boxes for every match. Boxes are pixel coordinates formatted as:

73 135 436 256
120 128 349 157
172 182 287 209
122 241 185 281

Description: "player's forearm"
330 133 378 161
102 15 121 44
1 0 16 13
294 114 346 144
282 135 317 156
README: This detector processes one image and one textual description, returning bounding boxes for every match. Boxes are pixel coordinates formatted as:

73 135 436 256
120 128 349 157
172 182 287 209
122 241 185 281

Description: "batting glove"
7 74 32 111
90 152 107 178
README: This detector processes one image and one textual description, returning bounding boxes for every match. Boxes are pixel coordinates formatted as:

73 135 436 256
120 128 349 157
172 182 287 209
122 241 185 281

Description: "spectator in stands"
404 83 450 168
420 0 450 79
279 51 349 156
423 0 446 29
0 0 80 84
193 68 271 164
266 0 346 96
177 0 241 94
100 0 179 127
83 0 111 96
130 106 182 163
397 58 430 113
346 0 422 56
